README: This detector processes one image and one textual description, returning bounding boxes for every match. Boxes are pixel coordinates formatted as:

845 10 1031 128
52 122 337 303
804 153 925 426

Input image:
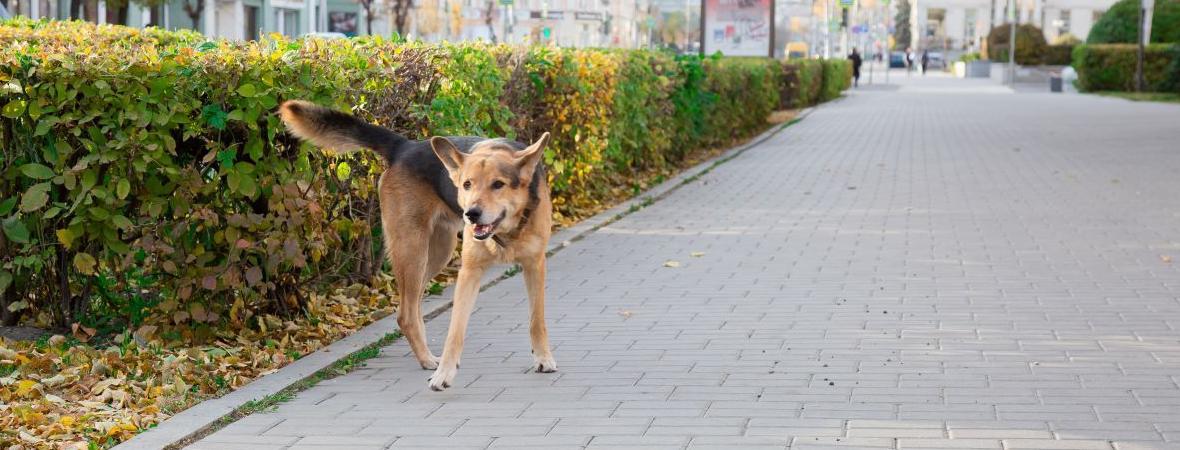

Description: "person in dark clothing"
921 50 930 75
848 48 863 87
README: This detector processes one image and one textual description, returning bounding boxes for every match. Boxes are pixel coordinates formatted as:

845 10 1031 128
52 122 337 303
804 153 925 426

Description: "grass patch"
1096 91 1180 103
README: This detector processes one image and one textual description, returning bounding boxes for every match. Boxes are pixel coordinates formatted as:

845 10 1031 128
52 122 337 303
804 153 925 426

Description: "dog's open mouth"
472 214 504 240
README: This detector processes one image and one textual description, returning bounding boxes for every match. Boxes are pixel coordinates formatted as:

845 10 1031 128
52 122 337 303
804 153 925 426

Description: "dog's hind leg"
391 245 438 370
521 255 556 373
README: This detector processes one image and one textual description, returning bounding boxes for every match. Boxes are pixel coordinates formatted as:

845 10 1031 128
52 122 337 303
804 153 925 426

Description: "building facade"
907 0 1116 52
1 0 374 38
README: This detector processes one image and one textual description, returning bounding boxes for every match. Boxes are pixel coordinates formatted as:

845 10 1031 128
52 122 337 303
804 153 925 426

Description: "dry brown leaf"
663 260 681 268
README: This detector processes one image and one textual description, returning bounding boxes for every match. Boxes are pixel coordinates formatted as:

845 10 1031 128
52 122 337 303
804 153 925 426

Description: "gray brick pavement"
190 75 1180 449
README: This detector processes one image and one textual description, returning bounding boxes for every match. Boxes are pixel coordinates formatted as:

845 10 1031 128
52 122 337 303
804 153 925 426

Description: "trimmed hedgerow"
1071 43 1177 91
1087 0 1180 44
0 18 850 334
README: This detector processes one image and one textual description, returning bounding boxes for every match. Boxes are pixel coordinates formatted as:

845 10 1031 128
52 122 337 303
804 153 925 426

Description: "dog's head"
430 133 550 241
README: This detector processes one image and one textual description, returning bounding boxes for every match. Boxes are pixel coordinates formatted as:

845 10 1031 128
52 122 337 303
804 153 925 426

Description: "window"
926 8 945 39
1057 9 1070 37
244 6 259 40
275 7 300 36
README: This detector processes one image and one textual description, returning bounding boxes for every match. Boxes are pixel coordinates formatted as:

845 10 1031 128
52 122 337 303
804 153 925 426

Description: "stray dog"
278 100 555 391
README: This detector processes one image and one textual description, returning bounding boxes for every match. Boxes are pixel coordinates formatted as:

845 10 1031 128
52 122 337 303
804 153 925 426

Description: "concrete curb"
115 108 812 450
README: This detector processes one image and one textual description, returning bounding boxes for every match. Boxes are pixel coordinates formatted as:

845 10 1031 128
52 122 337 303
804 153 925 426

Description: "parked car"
889 51 907 68
927 52 947 69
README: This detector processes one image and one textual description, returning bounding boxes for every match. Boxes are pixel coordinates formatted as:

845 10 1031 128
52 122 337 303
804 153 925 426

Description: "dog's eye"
462 180 472 190
491 180 506 190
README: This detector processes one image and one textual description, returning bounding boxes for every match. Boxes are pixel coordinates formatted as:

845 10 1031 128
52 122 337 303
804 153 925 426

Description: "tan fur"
278 100 367 154
427 134 555 390
278 102 554 390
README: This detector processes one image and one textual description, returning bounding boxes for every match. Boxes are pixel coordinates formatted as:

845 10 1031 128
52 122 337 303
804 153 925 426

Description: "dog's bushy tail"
278 100 404 162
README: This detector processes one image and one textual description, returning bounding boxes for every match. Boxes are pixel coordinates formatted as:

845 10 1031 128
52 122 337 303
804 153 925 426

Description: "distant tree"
893 0 911 49
483 0 497 42
659 11 687 46
391 0 414 35
416 0 442 36
1087 0 1180 44
357 0 377 34
448 1 460 38
182 0 204 32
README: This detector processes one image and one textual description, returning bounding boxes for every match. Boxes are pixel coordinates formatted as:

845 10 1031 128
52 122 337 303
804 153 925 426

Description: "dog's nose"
465 208 482 222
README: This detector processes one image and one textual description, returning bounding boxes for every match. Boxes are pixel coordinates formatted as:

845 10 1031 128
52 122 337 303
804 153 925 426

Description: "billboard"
702 0 773 56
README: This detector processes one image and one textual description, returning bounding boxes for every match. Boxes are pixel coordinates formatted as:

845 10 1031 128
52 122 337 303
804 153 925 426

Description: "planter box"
965 60 991 78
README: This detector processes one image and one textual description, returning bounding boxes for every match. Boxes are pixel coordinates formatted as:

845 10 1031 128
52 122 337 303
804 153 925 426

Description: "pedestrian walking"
848 47 863 88
921 50 929 75
905 47 914 76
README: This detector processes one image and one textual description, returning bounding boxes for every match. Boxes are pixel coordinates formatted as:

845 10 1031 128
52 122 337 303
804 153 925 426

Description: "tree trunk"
184 0 203 32
392 0 413 35
484 0 497 43
365 5 373 35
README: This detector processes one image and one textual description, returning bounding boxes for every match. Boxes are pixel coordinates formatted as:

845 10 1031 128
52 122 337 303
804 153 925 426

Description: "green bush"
820 59 852 101
988 24 1049 65
0 18 851 334
701 57 782 146
1071 43 1177 91
1087 0 1180 44
782 59 823 108
1043 44 1076 65
1163 45 1180 92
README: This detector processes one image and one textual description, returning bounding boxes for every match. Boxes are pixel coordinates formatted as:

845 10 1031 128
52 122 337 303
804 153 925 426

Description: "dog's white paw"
419 354 440 370
532 354 558 373
427 365 457 391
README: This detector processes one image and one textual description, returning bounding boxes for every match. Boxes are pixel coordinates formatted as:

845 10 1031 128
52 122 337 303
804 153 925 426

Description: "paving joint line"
116 108 815 450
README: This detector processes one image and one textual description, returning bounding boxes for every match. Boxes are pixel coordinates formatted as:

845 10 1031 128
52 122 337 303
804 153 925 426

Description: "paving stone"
187 74 1180 449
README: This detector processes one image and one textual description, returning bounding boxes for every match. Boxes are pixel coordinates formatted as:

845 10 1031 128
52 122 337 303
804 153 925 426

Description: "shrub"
958 52 982 62
1043 44 1076 65
1071 43 1177 91
820 59 852 101
701 57 781 146
1052 33 1082 46
0 19 851 335
1087 0 1180 44
988 24 1049 65
784 59 823 108
1163 45 1180 92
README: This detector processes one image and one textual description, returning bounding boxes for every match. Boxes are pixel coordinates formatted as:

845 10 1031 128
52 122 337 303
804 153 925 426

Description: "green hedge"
1071 43 1179 91
0 19 850 333
1087 0 1180 44
987 24 1049 64
778 59 843 108
821 60 852 101
1043 44 1075 65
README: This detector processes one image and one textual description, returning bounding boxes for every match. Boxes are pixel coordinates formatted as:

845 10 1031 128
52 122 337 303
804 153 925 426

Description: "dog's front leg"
521 255 556 373
428 262 485 391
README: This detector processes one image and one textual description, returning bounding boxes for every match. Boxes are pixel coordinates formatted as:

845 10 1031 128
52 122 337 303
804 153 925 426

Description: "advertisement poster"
703 0 772 56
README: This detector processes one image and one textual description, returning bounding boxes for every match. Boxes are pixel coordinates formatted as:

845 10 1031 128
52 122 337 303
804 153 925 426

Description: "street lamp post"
1137 0 1154 91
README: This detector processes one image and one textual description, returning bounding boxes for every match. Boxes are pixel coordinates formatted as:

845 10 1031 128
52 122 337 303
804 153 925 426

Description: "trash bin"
1050 76 1063 93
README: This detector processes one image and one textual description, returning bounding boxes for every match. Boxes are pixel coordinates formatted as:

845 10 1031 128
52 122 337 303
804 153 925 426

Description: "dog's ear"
430 136 465 180
514 132 550 182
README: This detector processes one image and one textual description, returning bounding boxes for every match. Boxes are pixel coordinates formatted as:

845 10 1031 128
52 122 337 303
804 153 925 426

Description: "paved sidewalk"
191 75 1180 450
